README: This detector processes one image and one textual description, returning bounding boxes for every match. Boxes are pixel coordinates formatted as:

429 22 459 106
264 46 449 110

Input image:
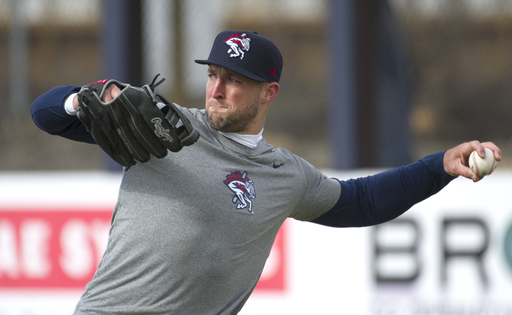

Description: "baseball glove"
76 75 199 168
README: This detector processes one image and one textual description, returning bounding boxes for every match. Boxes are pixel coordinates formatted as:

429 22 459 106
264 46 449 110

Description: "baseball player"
30 30 501 314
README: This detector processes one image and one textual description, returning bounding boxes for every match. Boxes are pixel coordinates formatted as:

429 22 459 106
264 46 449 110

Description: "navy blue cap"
195 30 283 83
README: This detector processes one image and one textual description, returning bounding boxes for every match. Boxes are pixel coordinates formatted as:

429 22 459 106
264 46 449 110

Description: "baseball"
469 148 497 177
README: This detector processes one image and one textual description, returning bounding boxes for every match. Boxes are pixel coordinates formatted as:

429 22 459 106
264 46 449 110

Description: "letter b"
372 218 421 283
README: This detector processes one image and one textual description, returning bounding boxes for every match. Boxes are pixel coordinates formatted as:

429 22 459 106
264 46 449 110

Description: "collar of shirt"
219 129 263 148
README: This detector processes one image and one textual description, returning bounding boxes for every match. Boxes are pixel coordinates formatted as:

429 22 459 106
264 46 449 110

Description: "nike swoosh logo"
273 162 284 169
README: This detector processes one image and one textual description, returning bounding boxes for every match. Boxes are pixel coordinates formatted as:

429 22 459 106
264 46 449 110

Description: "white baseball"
469 148 497 177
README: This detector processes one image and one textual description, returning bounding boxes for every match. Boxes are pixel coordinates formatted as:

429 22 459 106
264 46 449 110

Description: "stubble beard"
207 97 260 133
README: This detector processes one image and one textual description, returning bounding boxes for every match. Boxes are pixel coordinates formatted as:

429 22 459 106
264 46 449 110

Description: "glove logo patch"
151 117 174 142
224 33 251 60
224 171 256 213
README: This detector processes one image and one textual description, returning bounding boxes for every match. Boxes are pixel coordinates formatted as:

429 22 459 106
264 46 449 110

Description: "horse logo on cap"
224 171 256 213
224 33 251 60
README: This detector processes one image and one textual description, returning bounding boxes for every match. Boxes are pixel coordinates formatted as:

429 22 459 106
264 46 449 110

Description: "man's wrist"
64 93 78 115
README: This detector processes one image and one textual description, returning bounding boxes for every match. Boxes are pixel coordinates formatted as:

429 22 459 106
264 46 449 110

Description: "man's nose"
210 79 225 99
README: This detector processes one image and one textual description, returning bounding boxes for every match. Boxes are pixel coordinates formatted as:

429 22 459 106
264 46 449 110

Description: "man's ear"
262 82 280 104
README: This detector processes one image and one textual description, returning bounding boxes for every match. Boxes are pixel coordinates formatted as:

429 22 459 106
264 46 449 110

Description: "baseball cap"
195 30 283 83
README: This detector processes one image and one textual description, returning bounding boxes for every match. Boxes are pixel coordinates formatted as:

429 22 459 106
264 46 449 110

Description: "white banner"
244 169 512 315
1 170 512 315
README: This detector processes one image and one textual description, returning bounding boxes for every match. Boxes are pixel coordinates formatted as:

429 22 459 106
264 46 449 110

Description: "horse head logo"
224 33 251 60
224 171 256 213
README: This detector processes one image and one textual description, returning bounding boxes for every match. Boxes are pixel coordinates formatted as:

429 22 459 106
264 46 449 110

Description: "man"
31 30 501 314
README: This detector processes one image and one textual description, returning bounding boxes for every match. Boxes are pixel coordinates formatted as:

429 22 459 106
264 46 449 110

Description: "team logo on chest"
224 171 256 213
224 33 251 60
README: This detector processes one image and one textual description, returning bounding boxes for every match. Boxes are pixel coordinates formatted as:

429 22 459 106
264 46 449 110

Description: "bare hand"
102 83 122 103
73 94 79 110
443 140 501 182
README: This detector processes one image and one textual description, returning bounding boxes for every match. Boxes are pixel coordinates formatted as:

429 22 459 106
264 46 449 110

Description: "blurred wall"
1 0 512 170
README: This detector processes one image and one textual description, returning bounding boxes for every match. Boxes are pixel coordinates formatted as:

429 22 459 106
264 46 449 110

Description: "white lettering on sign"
59 219 110 280
60 219 95 279
0 219 52 279
0 220 18 278
0 210 112 287
21 220 52 278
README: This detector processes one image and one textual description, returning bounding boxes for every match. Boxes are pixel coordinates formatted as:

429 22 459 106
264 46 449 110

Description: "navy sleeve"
311 151 456 227
30 86 95 144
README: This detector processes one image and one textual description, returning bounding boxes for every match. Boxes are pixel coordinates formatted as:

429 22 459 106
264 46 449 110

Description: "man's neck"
219 129 263 148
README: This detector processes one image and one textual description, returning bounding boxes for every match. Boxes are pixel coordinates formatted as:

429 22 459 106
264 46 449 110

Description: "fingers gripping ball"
76 76 199 167
469 148 498 177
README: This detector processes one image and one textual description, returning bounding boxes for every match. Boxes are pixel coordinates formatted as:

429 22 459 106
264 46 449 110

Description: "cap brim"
195 59 267 82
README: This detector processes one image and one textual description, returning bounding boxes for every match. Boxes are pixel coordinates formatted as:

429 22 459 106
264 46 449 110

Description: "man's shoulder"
172 105 208 126
173 104 204 117
265 146 313 170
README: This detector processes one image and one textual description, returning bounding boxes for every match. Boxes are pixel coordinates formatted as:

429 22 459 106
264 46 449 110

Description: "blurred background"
1 1 512 314
1 0 511 171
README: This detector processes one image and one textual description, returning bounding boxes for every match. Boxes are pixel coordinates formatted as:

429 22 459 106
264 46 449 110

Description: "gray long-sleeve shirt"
74 107 341 315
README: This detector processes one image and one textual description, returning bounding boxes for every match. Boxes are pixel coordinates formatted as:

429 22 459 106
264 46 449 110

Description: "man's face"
205 65 265 133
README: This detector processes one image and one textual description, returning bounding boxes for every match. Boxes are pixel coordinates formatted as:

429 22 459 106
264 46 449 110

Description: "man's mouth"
207 102 228 112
